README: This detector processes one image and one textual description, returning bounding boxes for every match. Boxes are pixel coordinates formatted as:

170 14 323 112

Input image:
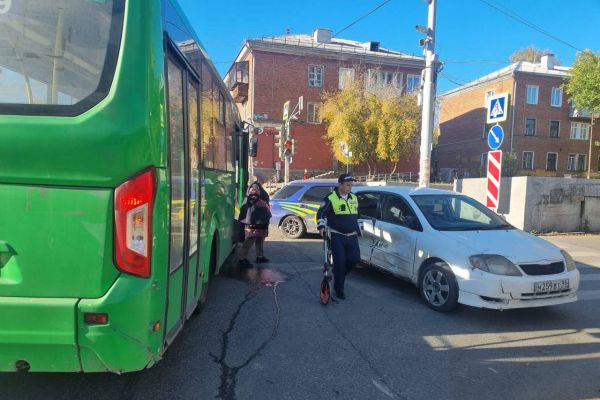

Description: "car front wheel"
420 262 459 312
281 215 305 239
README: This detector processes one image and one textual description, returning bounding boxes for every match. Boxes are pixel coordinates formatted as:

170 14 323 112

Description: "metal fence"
354 172 419 183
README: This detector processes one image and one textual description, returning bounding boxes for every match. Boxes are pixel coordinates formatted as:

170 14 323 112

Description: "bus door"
164 46 202 343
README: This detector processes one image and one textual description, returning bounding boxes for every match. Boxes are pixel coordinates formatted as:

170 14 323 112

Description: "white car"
354 186 580 312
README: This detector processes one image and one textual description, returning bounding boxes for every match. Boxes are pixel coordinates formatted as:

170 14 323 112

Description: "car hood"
437 229 563 264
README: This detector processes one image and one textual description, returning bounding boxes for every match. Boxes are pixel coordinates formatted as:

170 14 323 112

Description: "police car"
270 180 339 238
354 185 580 312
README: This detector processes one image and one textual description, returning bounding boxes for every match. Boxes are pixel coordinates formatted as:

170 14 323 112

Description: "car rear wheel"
281 215 305 239
420 262 459 312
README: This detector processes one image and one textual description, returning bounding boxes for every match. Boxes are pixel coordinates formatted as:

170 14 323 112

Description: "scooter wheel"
319 279 330 305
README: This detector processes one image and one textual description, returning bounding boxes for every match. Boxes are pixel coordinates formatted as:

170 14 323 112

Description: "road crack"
211 281 282 400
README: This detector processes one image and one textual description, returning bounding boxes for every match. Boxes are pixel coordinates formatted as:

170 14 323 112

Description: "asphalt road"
2 232 600 400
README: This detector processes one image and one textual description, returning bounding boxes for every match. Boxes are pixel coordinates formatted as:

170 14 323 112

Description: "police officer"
316 173 361 300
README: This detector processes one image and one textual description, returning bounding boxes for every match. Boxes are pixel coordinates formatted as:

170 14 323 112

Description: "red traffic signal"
284 139 293 150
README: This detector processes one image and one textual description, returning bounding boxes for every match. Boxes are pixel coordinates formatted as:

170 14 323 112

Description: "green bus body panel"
0 0 243 373
201 171 235 275
0 185 117 298
166 269 184 335
78 274 167 373
186 252 200 311
0 298 79 372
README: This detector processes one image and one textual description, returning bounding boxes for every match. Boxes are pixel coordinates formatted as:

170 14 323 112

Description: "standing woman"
239 171 272 267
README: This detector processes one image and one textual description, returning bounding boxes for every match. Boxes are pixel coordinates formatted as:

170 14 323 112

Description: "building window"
338 67 355 90
484 89 495 106
570 122 590 140
406 74 421 93
308 65 323 87
367 69 401 89
568 154 587 171
549 120 560 138
522 151 534 170
526 85 539 105
307 102 322 124
546 153 558 171
551 87 562 107
525 118 537 136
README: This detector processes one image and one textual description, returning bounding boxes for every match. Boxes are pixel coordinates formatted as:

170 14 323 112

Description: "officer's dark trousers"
330 232 361 293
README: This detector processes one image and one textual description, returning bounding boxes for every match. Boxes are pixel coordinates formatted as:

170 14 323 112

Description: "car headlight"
469 254 522 276
561 250 577 271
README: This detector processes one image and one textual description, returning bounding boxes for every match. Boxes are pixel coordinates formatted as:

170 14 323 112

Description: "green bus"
0 0 248 373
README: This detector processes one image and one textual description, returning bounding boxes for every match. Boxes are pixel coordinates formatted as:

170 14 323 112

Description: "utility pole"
587 115 595 179
283 97 303 184
417 0 438 188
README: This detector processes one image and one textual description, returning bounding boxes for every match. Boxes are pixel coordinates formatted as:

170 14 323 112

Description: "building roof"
440 60 572 98
226 30 424 77
249 33 423 61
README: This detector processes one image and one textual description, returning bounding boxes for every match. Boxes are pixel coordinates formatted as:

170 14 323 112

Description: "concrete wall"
454 177 600 233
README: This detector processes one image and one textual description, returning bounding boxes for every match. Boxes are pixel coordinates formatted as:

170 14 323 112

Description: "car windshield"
272 185 303 200
410 194 514 231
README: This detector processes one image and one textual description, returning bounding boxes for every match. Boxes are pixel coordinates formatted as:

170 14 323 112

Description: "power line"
331 0 393 40
211 0 394 71
443 59 509 64
476 0 581 51
273 0 395 69
439 72 465 86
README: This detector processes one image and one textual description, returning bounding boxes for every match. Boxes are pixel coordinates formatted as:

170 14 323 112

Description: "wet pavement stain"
221 265 291 288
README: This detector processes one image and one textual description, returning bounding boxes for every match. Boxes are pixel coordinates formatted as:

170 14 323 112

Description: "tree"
322 80 422 176
509 45 553 63
502 152 519 177
322 81 379 175
375 94 421 173
564 49 600 179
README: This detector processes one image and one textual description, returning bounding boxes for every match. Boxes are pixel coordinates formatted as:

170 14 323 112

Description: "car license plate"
534 279 569 293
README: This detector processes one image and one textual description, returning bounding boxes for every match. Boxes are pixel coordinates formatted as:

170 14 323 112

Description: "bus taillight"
114 168 155 278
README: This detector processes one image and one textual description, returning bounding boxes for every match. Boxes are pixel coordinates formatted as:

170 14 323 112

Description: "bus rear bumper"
0 297 80 372
0 276 164 373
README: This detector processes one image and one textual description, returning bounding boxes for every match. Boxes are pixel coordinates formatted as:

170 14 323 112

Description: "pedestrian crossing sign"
486 93 509 123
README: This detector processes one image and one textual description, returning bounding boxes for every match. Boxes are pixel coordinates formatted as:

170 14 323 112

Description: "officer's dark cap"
338 173 357 183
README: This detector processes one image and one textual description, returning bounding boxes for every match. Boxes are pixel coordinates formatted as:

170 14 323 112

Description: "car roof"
287 179 338 185
354 185 459 196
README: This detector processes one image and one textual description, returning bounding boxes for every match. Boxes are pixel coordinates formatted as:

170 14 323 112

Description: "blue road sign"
487 125 504 150
486 93 509 123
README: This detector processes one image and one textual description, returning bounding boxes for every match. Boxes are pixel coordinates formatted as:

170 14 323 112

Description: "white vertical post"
418 0 437 188
284 121 290 185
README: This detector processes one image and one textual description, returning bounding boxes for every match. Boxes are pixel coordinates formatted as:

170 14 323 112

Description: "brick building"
225 28 424 176
436 54 599 181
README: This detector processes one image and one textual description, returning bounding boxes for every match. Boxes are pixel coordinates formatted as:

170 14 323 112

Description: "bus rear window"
0 0 124 116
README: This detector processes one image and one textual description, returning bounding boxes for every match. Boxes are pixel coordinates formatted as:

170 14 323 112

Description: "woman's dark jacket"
239 181 271 225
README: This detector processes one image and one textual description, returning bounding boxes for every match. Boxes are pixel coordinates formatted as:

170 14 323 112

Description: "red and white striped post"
486 150 502 209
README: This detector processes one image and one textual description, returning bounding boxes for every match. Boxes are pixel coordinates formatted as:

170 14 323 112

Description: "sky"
179 0 600 93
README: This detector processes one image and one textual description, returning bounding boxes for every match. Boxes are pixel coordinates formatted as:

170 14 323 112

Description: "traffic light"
283 139 295 157
274 130 284 159
249 137 258 157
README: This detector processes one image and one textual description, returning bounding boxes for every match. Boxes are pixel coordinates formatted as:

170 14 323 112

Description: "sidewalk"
541 234 600 269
